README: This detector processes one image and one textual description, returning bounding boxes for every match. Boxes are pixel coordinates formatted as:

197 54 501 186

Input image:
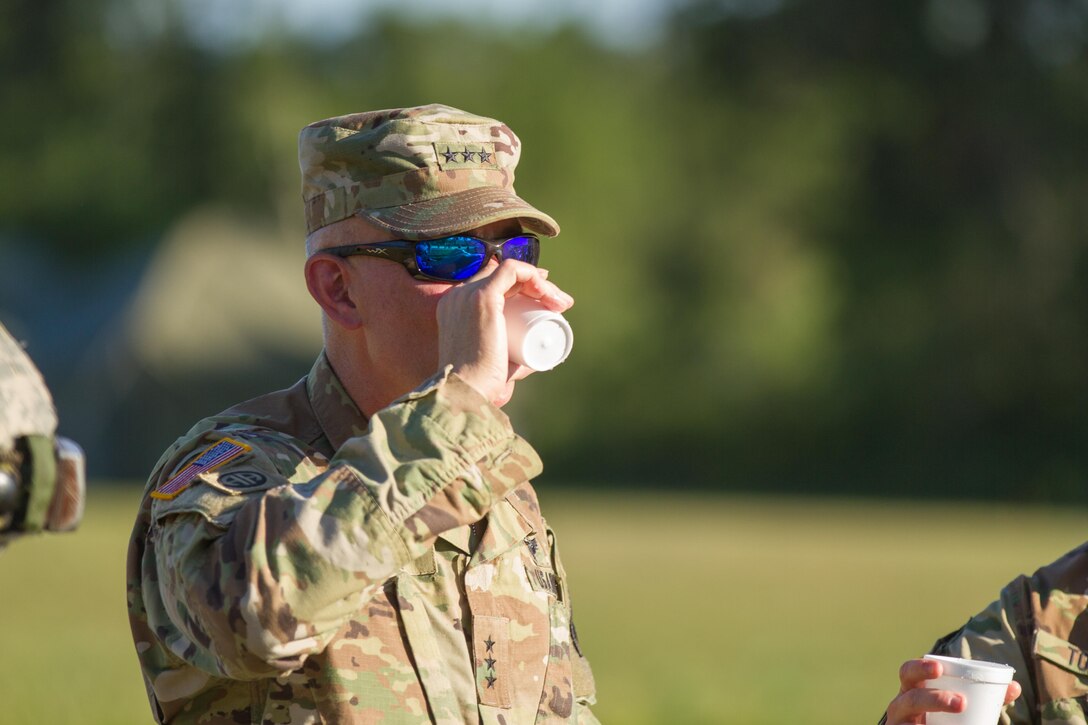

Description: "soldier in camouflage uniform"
0 321 84 548
126 105 598 724
880 546 1088 724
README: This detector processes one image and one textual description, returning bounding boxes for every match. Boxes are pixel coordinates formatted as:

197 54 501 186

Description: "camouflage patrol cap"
299 104 560 239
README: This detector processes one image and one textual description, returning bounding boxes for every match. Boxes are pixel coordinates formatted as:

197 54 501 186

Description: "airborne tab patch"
151 438 251 500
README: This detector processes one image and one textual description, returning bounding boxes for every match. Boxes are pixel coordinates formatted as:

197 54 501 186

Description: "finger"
509 361 534 382
1005 680 1022 704
501 267 573 309
464 259 536 294
887 688 965 722
899 658 941 692
519 278 573 311
479 261 573 310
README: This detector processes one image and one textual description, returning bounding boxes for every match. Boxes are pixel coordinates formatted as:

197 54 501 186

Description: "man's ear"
305 254 364 330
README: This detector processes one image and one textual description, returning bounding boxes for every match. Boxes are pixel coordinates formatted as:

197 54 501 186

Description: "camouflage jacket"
882 543 1088 725
126 355 598 724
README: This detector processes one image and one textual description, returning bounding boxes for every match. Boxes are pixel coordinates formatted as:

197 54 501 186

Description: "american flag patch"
151 438 251 500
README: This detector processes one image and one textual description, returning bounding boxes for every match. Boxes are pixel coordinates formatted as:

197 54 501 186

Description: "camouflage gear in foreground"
881 543 1088 725
0 322 84 546
298 104 560 240
127 355 597 724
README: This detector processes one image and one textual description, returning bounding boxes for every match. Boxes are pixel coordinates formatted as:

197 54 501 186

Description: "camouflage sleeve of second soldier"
147 371 542 680
928 587 1036 725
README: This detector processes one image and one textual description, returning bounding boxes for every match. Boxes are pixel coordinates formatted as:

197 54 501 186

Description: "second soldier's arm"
882 584 1034 724
925 595 1034 725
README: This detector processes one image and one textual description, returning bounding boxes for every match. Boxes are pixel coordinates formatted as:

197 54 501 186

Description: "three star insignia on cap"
434 143 498 169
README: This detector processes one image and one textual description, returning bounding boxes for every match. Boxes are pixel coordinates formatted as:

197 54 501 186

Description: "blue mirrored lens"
416 237 487 280
502 236 539 264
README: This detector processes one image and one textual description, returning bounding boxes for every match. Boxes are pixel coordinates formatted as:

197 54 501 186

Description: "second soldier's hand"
884 658 1021 725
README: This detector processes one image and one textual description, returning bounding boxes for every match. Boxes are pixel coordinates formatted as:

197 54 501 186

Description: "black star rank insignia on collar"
442 148 458 163
484 636 495 652
462 150 477 162
485 656 496 669
478 149 492 163
486 675 497 688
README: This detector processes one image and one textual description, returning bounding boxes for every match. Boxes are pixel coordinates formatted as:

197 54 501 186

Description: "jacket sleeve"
925 588 1035 725
146 372 543 681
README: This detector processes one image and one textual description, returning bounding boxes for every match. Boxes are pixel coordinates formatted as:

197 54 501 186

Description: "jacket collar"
306 352 368 451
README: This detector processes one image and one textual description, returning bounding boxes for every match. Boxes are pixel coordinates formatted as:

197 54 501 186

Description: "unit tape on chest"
1036 629 1088 674
523 535 560 599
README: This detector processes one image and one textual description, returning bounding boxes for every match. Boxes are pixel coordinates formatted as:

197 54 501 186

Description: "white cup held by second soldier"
923 654 1015 725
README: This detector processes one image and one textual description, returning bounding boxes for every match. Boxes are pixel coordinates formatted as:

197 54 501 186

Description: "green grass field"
1 485 1083 724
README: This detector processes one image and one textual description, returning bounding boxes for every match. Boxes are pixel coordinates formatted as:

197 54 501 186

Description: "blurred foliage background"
2 0 1087 497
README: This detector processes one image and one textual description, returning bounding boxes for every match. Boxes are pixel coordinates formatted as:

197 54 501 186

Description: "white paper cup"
923 654 1015 725
504 295 573 372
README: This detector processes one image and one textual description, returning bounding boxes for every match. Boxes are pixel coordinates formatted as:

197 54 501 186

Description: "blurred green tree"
2 0 1085 498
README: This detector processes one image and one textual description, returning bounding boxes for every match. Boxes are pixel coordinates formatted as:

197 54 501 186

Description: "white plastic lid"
923 654 1016 685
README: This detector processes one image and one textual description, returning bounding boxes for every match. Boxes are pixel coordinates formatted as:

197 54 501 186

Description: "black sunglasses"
323 234 541 283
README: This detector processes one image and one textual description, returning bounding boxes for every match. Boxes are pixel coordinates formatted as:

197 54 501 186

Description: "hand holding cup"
884 656 1020 725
